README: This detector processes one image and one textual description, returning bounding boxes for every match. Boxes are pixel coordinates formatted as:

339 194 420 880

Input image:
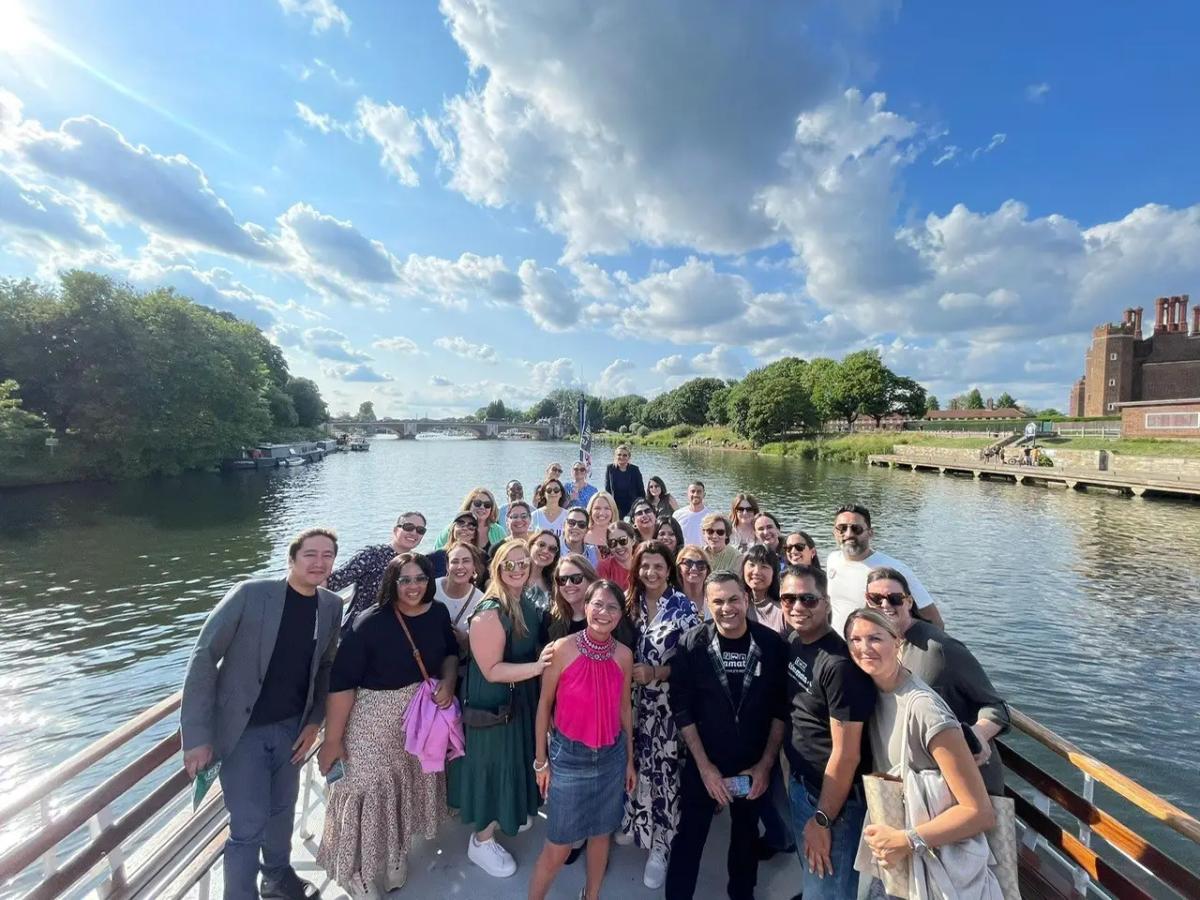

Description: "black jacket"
669 620 789 775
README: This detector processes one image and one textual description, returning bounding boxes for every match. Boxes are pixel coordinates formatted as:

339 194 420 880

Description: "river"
1 435 1197 887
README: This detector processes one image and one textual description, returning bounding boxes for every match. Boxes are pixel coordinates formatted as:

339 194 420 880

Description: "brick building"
1069 296 1200 417
1117 398 1200 440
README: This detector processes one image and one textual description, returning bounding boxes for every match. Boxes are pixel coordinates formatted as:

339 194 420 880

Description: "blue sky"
2 0 1198 416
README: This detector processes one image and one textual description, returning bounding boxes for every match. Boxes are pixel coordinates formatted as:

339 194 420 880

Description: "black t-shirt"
718 630 753 707
330 602 459 692
250 585 317 725
785 629 877 789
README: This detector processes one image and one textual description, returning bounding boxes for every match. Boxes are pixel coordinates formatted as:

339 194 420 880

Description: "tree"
965 388 985 410
485 399 508 421
266 388 299 429
726 358 816 444
926 394 940 411
526 397 560 422
600 394 647 431
356 401 377 422
1036 408 1063 418
286 377 328 426
996 392 1017 409
664 377 726 426
864 374 927 427
706 385 732 425
0 380 48 465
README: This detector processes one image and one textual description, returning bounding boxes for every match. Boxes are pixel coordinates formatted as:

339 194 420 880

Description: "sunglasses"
679 559 709 571
397 574 430 586
534 541 558 553
834 522 865 535
555 573 587 586
508 511 530 521
865 591 907 608
607 537 630 549
736 505 756 513
780 592 821 608
634 508 654 517
502 558 531 572
453 518 477 529
471 499 494 510
785 542 809 552
398 522 428 535
566 518 588 528
703 527 726 536
544 487 562 495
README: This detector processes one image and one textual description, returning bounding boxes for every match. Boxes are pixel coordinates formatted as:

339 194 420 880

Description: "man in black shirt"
781 564 876 900
182 528 342 900
665 572 788 900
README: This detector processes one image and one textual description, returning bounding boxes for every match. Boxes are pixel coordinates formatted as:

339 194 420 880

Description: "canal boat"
220 442 328 471
0 684 1196 900
348 437 370 451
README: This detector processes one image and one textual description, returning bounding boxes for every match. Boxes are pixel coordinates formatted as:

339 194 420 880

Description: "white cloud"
527 357 578 394
303 326 372 362
434 335 497 362
651 344 746 380
355 98 422 186
306 58 357 88
518 261 580 331
277 202 399 290
970 132 1006 160
278 0 350 34
1025 82 1050 103
398 252 521 308
594 358 637 397
324 363 392 382
294 101 347 136
373 336 422 354
0 165 110 252
932 145 959 167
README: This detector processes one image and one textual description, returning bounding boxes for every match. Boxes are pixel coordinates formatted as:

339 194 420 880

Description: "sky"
1 0 1198 417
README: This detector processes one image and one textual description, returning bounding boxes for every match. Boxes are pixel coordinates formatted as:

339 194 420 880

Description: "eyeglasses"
780 592 821 608
397 574 430 586
865 591 907 608
679 559 709 571
508 511 530 521
502 558 531 572
607 537 630 549
397 522 428 535
453 518 477 529
586 598 622 613
703 527 726 536
555 573 587 586
834 522 865 535
471 498 494 510
785 542 809 552
566 518 588 528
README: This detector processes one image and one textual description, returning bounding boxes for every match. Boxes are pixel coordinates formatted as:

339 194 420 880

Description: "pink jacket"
402 679 465 773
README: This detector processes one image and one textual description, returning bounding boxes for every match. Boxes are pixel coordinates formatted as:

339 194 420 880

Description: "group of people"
181 443 1010 900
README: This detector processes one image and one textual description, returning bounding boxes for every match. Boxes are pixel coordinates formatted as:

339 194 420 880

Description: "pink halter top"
554 630 624 749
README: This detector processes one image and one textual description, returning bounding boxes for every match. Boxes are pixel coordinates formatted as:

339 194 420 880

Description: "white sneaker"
468 834 517 878
643 849 667 889
518 815 534 833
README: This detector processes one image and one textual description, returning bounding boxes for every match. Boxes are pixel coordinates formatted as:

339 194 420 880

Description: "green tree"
266 388 299 428
926 394 940 411
665 377 726 426
1036 408 1063 418
485 399 508 420
965 388 985 410
356 401 377 422
641 393 673 429
996 392 1017 409
706 385 732 425
727 358 816 444
600 394 647 431
526 397 561 422
286 377 328 427
0 379 48 465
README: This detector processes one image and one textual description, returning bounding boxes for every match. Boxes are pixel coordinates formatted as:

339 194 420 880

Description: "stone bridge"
325 418 565 440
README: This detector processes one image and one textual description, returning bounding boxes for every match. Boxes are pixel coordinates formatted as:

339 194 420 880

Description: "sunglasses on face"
679 559 709 571
544 487 562 495
471 499 494 510
834 522 865 535
703 527 726 537
535 541 557 553
508 512 530 521
454 518 477 529
608 537 630 549
785 543 809 552
397 574 429 586
555 573 587 586
736 505 756 513
398 522 428 535
502 559 531 572
865 591 907 608
780 591 821 608
566 518 588 528
634 508 654 517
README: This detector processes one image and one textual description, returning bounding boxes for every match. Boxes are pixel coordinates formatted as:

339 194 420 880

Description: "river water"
1 436 1197 887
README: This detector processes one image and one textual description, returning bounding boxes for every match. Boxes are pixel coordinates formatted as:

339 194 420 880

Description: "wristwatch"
813 809 832 828
905 827 930 856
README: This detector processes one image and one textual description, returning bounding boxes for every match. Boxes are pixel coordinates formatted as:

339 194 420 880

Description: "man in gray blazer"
182 527 342 900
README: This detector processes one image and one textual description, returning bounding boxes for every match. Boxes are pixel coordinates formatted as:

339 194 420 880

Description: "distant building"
1070 296 1200 417
1116 398 1200 440
923 406 1025 421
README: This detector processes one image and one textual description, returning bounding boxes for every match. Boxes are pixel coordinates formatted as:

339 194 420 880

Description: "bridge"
325 417 565 440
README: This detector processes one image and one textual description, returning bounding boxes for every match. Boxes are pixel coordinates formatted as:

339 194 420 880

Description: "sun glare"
0 0 42 55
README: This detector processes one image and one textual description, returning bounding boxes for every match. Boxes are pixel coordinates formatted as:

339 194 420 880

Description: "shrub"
618 424 629 434
635 424 651 437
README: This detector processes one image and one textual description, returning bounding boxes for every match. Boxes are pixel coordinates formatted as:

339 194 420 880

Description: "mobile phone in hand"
326 759 346 785
722 775 751 798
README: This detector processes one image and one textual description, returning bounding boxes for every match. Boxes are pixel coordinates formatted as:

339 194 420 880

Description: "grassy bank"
1039 436 1200 457
596 425 757 450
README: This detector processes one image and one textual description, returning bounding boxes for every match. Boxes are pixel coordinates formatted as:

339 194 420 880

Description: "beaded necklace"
576 629 616 661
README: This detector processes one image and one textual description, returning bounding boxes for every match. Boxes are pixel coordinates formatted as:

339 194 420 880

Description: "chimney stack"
1134 306 1144 336
1193 304 1200 336
1168 296 1179 332
1155 297 1167 333
1179 295 1190 334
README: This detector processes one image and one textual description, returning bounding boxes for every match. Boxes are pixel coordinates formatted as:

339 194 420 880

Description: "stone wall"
1040 448 1103 470
1108 454 1200 483
890 445 982 465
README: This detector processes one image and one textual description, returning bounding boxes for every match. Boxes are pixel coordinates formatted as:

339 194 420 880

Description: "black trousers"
665 764 762 900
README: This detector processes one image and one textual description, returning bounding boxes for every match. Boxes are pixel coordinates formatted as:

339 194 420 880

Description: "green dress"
447 596 542 834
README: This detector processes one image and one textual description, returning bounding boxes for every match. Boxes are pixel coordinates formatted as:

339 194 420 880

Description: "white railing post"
39 796 56 878
297 758 317 840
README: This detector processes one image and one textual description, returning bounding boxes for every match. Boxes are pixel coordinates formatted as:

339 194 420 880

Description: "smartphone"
325 759 346 785
722 775 751 799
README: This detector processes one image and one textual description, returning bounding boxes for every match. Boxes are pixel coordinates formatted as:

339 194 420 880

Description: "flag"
577 395 592 469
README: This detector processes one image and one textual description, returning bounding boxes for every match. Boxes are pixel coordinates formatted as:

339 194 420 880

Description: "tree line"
0 272 329 479
475 350 930 446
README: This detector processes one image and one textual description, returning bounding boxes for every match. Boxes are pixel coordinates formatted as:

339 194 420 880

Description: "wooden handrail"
1010 707 1200 846
1001 744 1200 898
0 691 182 828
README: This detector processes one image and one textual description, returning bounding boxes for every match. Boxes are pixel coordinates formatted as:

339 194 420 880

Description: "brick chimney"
1134 306 1144 336
1193 304 1200 336
1179 295 1190 334
1154 296 1167 333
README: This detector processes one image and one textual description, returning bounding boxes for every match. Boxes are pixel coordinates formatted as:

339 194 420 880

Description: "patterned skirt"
316 684 450 896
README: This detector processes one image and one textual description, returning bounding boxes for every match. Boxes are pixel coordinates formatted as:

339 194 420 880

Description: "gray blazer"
180 577 341 759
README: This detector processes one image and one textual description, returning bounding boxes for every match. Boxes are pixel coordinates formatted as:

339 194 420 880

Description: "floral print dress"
622 588 701 857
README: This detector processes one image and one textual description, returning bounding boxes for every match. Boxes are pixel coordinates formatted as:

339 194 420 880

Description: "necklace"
577 629 616 661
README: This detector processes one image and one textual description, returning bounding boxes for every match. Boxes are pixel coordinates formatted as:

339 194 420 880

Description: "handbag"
458 604 515 729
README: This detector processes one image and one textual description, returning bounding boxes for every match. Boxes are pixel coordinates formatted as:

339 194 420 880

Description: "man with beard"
825 504 944 635
781 564 876 900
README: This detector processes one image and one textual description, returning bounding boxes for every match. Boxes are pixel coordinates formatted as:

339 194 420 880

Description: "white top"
434 578 482 629
672 505 711 546
826 548 934 637
532 506 570 537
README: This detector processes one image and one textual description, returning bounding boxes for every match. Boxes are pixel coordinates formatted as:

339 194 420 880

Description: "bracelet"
905 827 929 856
532 759 548 773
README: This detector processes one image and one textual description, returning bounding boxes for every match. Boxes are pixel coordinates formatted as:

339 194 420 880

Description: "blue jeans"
789 775 866 900
218 717 303 900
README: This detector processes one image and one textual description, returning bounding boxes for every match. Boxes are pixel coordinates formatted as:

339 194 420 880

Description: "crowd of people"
181 443 1010 900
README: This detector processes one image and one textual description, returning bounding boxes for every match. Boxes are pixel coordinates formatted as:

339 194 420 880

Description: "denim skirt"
546 731 627 844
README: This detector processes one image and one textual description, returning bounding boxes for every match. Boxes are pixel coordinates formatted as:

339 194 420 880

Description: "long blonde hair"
484 538 531 638
586 490 618 526
458 486 500 527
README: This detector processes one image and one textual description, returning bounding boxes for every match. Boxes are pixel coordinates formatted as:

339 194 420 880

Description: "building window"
1110 353 1118 361
1107 403 1116 411
1108 378 1116 387
1145 412 1200 430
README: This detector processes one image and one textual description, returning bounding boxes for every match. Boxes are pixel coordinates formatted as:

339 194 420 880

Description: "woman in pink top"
528 580 635 900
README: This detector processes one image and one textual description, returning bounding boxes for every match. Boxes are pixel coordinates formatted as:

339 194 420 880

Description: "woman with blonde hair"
434 487 507 550
448 539 555 878
585 491 619 559
674 545 712 618
729 493 760 551
547 553 599 640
